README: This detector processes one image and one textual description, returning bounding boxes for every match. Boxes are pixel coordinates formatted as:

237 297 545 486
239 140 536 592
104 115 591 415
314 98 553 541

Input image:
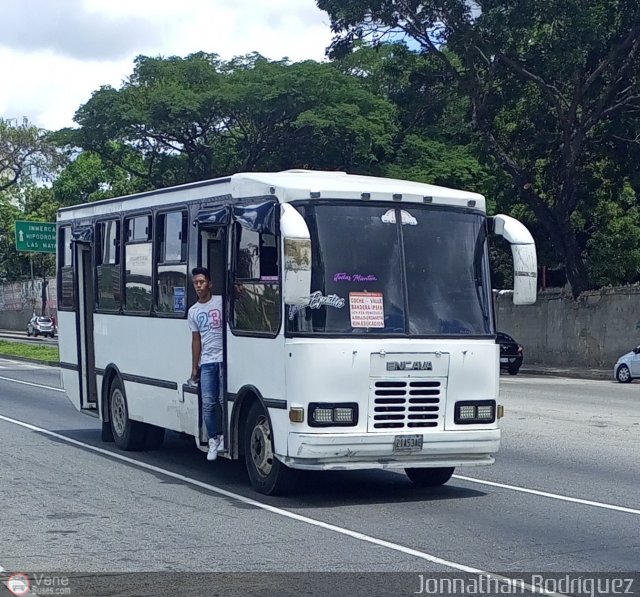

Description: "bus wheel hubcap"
250 416 273 477
111 388 126 436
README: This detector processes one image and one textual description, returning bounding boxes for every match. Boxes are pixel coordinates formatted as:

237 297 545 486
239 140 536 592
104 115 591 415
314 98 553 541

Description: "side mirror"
634 346 640 354
492 214 537 305
280 203 311 306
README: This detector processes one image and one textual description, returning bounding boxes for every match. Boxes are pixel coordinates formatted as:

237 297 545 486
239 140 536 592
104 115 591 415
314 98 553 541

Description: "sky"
0 0 334 131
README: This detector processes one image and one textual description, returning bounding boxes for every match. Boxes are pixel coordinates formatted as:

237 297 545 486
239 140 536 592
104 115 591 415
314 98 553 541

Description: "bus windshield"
286 202 493 337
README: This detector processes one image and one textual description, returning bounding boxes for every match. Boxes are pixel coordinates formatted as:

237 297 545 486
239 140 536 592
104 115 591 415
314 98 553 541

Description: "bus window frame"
154 208 189 319
229 221 282 339
122 210 154 317
94 216 123 314
57 224 75 312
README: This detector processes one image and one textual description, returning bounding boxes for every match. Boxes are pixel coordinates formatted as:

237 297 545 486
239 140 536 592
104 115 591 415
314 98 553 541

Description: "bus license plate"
393 434 423 453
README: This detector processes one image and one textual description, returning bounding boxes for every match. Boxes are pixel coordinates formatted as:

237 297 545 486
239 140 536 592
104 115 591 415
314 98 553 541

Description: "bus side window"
95 220 121 311
155 211 188 315
124 215 153 314
58 226 74 310
232 226 280 334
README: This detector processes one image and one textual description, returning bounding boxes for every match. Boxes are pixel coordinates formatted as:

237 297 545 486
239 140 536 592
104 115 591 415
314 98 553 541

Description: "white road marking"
0 375 64 393
453 475 640 515
0 413 563 596
2 372 637 517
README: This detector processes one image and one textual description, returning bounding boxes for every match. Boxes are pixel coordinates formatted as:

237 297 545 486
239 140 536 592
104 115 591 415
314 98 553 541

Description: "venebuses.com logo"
7 573 30 596
4 572 71 596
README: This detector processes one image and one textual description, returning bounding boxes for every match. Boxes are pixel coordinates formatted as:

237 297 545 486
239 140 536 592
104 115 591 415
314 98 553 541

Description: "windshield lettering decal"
381 209 418 225
288 291 346 319
333 272 379 283
349 292 385 328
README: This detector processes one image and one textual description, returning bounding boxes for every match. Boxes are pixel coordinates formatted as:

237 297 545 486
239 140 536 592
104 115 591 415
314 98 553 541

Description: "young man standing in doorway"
188 267 224 461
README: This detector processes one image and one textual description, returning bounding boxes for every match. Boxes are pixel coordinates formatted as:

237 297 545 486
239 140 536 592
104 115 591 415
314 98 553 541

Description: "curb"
519 368 611 381
0 353 59 367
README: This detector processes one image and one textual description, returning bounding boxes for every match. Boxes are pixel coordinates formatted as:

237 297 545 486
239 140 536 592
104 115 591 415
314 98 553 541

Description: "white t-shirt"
188 295 223 364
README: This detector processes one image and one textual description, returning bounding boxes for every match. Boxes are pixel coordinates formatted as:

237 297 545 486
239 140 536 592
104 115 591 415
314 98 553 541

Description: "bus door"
74 238 98 410
196 215 229 447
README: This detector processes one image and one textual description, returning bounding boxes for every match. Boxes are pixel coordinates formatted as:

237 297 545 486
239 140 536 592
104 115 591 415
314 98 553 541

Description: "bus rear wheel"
244 401 297 496
405 467 455 487
108 377 147 451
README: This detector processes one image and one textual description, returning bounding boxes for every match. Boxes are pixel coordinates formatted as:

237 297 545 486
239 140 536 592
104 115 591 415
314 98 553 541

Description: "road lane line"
0 375 64 393
1 374 637 518
453 475 640 515
0 414 563 596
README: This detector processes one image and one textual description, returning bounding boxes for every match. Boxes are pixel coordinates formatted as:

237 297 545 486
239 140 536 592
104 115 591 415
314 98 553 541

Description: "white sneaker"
207 438 219 461
217 436 225 453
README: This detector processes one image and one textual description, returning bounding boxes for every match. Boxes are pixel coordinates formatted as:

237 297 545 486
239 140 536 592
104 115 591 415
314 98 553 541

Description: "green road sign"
15 220 56 253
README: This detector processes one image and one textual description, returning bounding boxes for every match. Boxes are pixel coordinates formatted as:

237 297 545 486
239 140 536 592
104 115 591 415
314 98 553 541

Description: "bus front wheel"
405 467 455 487
244 401 297 496
108 377 147 451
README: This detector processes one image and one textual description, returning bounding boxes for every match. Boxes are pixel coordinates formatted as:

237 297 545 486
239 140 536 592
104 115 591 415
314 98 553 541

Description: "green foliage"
52 150 148 207
0 339 59 364
0 118 66 191
586 182 640 286
385 134 495 198
0 181 58 282
67 53 398 186
318 0 640 296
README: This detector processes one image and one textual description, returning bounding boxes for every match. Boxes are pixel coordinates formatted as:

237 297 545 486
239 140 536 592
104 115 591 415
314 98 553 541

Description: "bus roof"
57 169 486 222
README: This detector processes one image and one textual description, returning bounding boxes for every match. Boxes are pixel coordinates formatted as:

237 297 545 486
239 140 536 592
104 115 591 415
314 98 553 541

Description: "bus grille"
369 380 442 430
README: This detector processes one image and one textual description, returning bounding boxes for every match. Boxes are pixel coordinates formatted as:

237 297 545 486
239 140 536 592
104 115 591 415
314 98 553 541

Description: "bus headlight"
308 403 358 427
454 400 496 424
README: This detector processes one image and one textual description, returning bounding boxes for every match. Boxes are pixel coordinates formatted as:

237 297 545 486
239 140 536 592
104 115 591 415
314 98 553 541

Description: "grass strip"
0 339 59 364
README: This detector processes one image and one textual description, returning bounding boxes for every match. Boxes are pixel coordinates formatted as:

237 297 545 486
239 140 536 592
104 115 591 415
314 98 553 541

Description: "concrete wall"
495 286 640 367
1 276 639 367
0 279 57 330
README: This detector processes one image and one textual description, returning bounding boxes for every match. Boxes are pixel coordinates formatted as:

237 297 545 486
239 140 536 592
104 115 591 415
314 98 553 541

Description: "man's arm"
191 332 201 380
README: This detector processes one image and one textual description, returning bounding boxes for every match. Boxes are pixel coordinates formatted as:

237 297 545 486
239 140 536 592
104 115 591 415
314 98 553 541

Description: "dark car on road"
27 316 56 338
497 332 523 375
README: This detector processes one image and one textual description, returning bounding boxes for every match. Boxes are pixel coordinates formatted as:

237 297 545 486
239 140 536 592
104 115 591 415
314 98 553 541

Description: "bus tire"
405 467 455 487
144 425 165 450
108 377 146 451
244 401 297 496
101 421 114 442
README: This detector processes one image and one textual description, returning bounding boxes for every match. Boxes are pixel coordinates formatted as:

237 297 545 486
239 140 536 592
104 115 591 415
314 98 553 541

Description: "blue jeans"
200 362 221 439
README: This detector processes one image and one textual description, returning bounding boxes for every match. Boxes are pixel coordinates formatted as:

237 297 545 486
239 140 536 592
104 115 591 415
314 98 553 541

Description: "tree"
62 53 398 187
0 118 66 191
0 182 58 282
334 43 496 196
52 150 149 207
318 0 640 297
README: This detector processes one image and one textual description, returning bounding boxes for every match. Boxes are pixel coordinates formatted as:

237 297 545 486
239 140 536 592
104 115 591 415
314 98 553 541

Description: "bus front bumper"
281 429 500 471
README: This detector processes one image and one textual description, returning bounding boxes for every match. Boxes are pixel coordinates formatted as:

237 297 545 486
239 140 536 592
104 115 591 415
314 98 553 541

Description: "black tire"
144 425 165 450
508 365 520 375
244 401 297 495
616 364 632 383
26 330 31 337
101 421 114 442
405 467 455 487
108 377 147 451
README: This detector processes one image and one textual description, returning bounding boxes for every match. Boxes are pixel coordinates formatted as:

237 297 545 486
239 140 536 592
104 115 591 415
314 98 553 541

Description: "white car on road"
613 345 640 383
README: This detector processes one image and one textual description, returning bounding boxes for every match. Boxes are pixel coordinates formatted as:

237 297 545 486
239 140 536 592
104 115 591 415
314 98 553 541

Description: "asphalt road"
0 359 638 596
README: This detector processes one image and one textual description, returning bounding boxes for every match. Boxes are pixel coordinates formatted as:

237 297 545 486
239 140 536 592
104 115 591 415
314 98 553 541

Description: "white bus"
56 170 536 495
